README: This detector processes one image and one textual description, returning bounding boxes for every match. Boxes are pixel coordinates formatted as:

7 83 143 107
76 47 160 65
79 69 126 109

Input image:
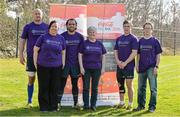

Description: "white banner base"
61 93 120 106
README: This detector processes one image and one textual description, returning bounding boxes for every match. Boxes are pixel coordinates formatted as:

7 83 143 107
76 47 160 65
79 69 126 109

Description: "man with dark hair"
57 18 84 110
134 22 162 113
114 20 138 110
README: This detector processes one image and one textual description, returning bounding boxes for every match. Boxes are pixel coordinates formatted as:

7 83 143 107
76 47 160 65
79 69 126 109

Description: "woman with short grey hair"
78 26 106 111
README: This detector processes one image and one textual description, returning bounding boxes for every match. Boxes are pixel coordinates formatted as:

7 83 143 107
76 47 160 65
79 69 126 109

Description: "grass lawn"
0 56 180 116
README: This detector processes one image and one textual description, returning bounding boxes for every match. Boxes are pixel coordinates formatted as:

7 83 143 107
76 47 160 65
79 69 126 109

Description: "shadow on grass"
0 106 113 116
0 106 84 116
100 107 151 116
0 106 152 116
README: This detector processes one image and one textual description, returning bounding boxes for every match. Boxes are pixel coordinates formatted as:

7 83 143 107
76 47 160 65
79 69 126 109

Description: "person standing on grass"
114 20 138 110
57 19 84 110
79 26 106 111
33 20 66 112
19 9 48 108
134 22 162 113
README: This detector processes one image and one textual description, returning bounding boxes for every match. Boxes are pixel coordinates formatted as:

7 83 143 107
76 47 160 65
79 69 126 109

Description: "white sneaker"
25 103 33 108
73 103 83 110
57 103 61 111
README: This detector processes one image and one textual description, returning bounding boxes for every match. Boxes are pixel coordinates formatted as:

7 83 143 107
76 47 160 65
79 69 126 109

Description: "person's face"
123 23 131 35
67 20 77 33
143 24 153 36
88 30 97 40
49 22 58 35
33 10 42 22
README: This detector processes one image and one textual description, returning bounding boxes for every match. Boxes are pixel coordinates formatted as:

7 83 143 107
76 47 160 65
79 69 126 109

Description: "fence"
132 27 180 55
0 19 180 58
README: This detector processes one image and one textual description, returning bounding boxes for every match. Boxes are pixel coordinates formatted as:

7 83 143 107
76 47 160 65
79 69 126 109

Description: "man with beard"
19 9 48 108
57 19 84 110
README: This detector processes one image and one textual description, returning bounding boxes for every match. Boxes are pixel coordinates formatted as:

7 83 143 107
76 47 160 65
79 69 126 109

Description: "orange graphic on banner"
49 3 125 95
64 72 118 94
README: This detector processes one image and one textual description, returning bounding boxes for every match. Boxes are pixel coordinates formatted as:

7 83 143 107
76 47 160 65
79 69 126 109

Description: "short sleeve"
79 41 84 54
114 38 119 50
78 34 85 48
101 43 107 55
61 36 66 50
155 39 162 54
21 24 29 39
35 35 44 47
132 36 138 50
80 34 85 44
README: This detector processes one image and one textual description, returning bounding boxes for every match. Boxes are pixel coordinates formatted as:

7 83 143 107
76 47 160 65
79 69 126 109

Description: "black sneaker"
149 107 155 113
133 106 145 111
91 106 96 111
83 106 89 110
40 110 48 113
49 110 57 112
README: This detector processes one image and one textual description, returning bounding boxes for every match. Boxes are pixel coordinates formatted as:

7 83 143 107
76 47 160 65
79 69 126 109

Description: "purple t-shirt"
35 33 66 67
61 31 84 67
79 39 107 69
21 22 48 57
138 37 162 73
114 34 138 71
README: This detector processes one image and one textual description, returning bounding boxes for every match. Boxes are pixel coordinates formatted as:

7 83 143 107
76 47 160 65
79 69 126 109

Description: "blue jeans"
138 67 157 110
83 68 101 108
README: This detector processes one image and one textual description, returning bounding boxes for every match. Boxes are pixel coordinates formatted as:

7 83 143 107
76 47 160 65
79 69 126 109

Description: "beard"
67 27 76 32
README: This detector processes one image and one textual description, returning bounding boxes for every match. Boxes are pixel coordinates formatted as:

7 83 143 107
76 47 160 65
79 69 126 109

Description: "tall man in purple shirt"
134 22 162 113
19 9 48 108
58 19 84 110
114 20 138 110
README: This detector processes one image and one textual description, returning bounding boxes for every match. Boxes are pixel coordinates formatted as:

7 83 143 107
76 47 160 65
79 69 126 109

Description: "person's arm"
33 46 40 69
19 39 26 65
114 50 122 67
153 53 161 75
62 50 66 68
121 50 137 69
101 54 106 74
78 53 85 75
136 54 140 73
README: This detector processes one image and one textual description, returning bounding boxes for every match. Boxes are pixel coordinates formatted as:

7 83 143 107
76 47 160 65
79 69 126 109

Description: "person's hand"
153 67 158 75
117 60 122 68
19 53 25 65
136 65 139 73
99 77 104 84
34 63 37 70
101 68 105 75
119 62 127 69
80 67 85 75
62 64 65 69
